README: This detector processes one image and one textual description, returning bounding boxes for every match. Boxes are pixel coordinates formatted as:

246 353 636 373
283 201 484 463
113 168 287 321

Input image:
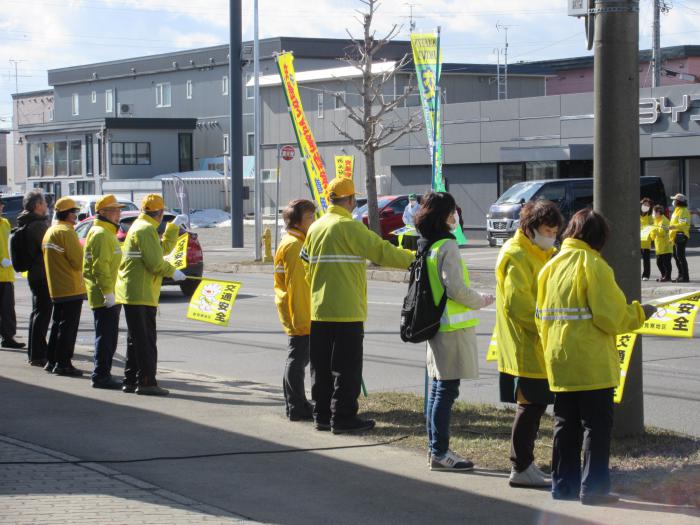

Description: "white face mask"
448 211 459 232
641 205 650 213
533 230 556 250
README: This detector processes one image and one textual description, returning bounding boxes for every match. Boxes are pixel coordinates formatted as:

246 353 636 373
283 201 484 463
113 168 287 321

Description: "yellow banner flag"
334 155 354 180
613 332 638 403
165 233 188 270
486 334 498 362
634 293 700 338
276 52 329 213
187 279 241 326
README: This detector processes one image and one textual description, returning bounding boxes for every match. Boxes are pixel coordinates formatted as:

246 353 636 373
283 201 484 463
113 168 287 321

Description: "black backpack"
10 225 32 273
400 246 447 343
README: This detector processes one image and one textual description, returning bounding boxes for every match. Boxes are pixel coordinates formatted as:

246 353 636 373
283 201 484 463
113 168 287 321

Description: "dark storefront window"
42 143 54 177
35 181 61 199
498 163 525 195
111 142 151 165
76 181 95 195
525 161 558 181
178 133 193 172
29 143 41 177
85 135 93 175
55 142 68 176
69 140 82 176
643 159 682 200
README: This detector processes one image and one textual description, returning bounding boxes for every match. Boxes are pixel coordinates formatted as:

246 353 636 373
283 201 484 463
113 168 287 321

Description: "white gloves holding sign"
103 293 116 308
173 214 189 228
1 258 12 268
172 269 187 282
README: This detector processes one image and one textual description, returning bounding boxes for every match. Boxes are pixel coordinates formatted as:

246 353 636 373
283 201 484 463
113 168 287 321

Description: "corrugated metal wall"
161 178 227 211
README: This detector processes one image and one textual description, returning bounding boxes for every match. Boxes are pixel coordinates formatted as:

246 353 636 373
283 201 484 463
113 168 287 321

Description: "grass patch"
359 391 699 507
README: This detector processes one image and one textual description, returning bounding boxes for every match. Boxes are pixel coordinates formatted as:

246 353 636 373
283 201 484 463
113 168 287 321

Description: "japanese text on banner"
187 279 241 326
634 294 700 338
613 332 638 403
334 155 354 180
165 233 188 270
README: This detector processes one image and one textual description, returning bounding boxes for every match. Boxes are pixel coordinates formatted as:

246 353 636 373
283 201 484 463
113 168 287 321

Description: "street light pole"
253 0 262 261
229 0 244 248
592 0 643 436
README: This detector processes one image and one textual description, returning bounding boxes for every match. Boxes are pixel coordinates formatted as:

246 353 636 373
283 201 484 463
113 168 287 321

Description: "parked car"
486 176 668 247
53 195 138 223
0 195 24 227
75 211 204 296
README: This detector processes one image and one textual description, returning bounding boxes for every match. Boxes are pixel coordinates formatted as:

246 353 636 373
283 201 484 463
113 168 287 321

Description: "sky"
2 0 700 129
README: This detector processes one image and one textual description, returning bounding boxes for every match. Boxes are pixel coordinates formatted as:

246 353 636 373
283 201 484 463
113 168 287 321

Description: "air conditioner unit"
119 103 132 115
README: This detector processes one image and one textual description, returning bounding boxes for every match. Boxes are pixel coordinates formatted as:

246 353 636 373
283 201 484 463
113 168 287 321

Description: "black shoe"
53 365 83 377
314 420 331 431
135 385 170 396
580 493 620 506
29 358 47 367
122 383 137 393
552 492 579 501
44 362 56 373
2 339 25 349
331 418 376 435
289 411 314 422
92 377 123 390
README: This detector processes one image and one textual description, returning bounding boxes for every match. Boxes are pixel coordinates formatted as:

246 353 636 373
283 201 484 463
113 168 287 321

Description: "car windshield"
495 182 542 204
353 197 394 216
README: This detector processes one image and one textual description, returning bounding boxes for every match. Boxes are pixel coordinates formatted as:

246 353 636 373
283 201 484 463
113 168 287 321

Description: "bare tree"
333 0 422 236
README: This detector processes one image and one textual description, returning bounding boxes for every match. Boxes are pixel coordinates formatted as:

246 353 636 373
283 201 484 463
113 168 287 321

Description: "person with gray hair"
15 190 52 367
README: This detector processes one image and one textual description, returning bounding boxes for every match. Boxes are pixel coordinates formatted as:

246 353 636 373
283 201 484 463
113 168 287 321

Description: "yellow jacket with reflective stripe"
669 206 691 241
536 238 645 392
274 228 311 336
115 214 178 307
42 221 86 300
426 238 479 332
650 215 672 255
83 218 122 309
301 205 414 322
640 214 653 250
495 229 555 379
0 218 14 283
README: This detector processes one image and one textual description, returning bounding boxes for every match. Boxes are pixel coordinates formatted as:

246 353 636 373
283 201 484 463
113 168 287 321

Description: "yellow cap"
326 177 358 200
141 194 165 212
96 194 126 212
54 197 80 212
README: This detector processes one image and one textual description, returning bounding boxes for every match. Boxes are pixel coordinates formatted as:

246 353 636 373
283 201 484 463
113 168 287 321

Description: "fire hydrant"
262 227 273 262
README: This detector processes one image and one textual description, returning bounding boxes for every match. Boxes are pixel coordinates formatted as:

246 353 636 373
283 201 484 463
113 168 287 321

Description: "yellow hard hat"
141 194 165 212
96 194 126 212
54 197 80 212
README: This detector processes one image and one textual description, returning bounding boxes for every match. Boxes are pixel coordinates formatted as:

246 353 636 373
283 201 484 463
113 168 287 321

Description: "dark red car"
75 211 204 296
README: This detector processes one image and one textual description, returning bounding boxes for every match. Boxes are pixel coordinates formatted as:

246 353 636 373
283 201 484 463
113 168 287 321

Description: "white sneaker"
509 464 551 488
430 449 474 471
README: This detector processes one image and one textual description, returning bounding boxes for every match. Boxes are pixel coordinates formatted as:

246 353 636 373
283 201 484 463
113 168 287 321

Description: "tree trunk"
365 145 380 235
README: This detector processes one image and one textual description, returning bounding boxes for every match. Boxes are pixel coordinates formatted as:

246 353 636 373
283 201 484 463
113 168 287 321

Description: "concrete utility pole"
593 0 643 436
229 0 244 248
651 0 671 88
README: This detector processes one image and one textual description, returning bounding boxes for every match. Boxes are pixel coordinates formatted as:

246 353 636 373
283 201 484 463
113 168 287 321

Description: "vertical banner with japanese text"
334 155 354 180
165 233 189 270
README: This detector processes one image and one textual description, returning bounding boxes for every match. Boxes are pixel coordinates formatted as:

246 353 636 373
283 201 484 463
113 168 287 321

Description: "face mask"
448 211 459 232
641 205 650 213
533 230 556 250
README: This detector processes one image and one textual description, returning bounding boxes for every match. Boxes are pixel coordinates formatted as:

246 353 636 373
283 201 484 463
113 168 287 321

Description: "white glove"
1 258 12 268
172 269 186 282
480 293 496 308
103 293 116 308
172 214 189 227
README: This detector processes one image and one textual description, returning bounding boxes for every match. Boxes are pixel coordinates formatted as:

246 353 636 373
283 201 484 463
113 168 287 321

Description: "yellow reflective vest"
669 206 691 242
274 228 311 336
83 218 122 309
0 218 14 283
42 221 86 300
426 238 479 332
301 205 414 322
640 214 653 250
650 216 672 255
536 238 645 392
495 229 555 379
115 214 178 307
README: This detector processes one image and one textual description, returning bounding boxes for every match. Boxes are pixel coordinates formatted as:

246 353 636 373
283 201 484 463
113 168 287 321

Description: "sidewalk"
1 345 697 524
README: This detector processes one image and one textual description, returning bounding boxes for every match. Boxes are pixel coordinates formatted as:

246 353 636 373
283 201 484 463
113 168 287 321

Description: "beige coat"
427 239 485 381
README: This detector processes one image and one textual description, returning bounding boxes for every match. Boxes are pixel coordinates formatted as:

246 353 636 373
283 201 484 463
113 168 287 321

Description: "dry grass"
359 392 700 507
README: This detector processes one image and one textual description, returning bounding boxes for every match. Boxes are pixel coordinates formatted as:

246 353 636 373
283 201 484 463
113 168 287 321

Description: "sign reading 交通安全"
165 233 189 270
187 279 241 327
635 294 700 338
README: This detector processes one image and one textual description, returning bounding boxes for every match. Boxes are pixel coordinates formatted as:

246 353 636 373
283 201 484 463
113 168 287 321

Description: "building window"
186 80 193 99
223 134 229 154
222 75 229 95
29 143 41 178
76 181 95 195
85 135 93 176
72 94 79 116
317 93 324 118
497 164 525 195
334 92 346 110
111 142 151 165
246 132 255 156
69 140 82 176
245 74 254 99
155 82 171 108
261 169 278 183
105 89 113 113
42 143 54 177
48 108 54 121
91 91 96 103
55 142 68 176
34 181 62 199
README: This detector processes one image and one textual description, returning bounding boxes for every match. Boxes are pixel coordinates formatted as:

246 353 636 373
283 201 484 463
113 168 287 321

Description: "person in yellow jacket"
0 199 23 350
536 209 656 505
83 195 126 389
649 204 672 282
274 198 316 421
115 194 187 396
669 193 691 282
301 177 414 434
639 198 653 281
42 197 86 376
494 199 562 487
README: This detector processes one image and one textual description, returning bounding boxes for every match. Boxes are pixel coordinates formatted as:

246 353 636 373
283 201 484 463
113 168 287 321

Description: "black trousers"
310 321 364 425
673 234 689 281
284 335 311 418
511 403 547 472
123 305 158 386
656 252 672 280
28 279 52 361
0 282 17 341
47 299 83 367
552 388 614 499
92 305 121 382
640 249 651 279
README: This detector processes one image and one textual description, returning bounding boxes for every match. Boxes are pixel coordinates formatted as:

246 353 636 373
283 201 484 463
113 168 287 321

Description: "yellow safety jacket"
426 238 479 332
274 228 311 336
669 206 691 242
536 238 645 392
650 216 672 255
495 229 555 379
83 218 122 309
115 214 178 307
0 218 14 283
42 221 86 300
640 214 653 250
301 205 414 322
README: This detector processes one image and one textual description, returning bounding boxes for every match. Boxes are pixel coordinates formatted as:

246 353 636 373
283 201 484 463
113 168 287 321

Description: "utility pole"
253 0 262 260
496 24 512 99
8 59 26 94
229 0 244 248
651 0 671 88
592 0 643 436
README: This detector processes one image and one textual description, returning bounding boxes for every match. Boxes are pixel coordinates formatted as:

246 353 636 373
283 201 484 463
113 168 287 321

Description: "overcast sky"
2 0 700 129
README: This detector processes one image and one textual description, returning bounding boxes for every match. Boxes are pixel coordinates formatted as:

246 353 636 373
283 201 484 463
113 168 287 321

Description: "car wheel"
179 279 199 297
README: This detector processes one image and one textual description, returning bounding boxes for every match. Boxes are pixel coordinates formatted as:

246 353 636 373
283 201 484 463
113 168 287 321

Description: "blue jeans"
92 305 121 382
426 378 460 457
